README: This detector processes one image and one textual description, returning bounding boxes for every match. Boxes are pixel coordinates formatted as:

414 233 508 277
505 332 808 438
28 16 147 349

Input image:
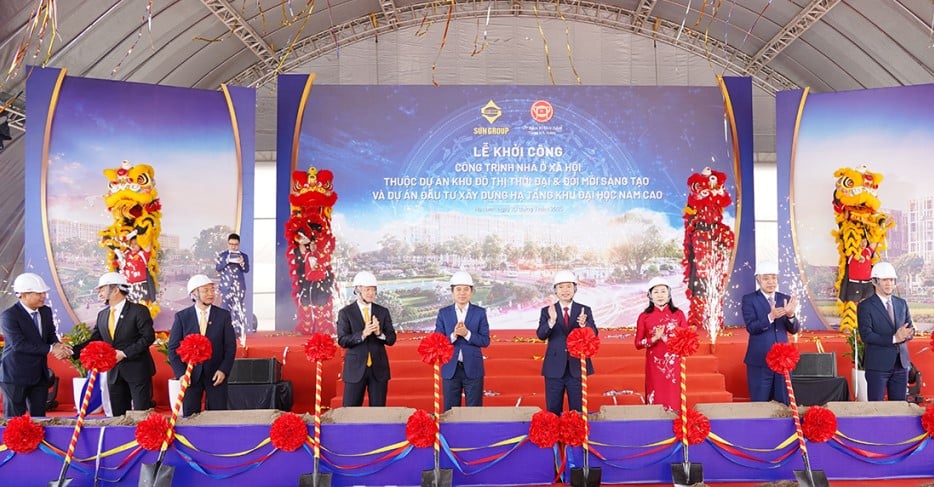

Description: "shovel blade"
298 472 333 487
138 462 175 487
670 462 703 486
794 468 830 487
420 468 453 487
570 466 602 487
46 478 74 487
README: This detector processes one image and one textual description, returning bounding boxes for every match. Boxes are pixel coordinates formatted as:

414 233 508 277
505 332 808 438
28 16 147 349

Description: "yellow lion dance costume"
832 165 892 334
99 160 162 317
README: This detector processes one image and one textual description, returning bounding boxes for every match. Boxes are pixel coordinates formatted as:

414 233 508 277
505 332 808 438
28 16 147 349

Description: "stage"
2 328 934 485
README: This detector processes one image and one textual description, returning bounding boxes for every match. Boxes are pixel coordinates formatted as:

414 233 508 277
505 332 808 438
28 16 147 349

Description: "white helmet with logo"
187 274 215 295
96 272 129 290
352 271 378 287
553 271 578 286
755 261 779 276
13 273 51 294
450 271 474 287
870 262 897 279
647 276 670 292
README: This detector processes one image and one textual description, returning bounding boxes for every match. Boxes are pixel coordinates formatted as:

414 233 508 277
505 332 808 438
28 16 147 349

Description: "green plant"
843 328 864 370
61 322 93 377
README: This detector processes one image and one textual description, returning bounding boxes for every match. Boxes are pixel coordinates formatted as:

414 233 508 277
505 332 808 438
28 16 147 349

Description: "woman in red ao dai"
634 277 688 410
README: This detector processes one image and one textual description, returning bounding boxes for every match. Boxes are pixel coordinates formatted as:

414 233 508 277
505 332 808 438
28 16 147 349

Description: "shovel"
670 443 703 486
419 443 452 487
50 369 103 487
298 457 332 487
793 450 830 487
138 449 175 487
570 446 602 487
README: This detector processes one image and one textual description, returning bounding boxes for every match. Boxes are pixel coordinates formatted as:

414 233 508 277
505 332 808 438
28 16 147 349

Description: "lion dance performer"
99 160 162 317
682 167 735 331
832 165 892 334
285 167 338 334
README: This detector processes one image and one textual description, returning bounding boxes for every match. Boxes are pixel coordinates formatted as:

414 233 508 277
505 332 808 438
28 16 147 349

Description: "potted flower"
61 322 112 415
843 328 867 401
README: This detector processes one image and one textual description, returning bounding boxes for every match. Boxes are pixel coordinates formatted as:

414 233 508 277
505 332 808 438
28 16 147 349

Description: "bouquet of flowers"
154 330 171 363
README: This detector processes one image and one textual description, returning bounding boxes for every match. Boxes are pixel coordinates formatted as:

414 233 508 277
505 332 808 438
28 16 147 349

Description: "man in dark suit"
168 274 236 416
73 272 156 416
0 273 72 417
337 271 397 407
858 262 914 401
536 271 597 415
434 271 491 411
742 261 800 404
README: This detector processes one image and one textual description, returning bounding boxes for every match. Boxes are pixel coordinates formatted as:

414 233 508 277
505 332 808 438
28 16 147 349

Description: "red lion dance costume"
98 160 162 317
285 167 338 334
682 167 735 332
832 165 891 335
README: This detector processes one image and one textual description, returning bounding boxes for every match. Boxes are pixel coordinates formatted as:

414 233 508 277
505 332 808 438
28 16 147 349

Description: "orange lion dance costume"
99 160 162 317
285 167 338 334
682 167 735 337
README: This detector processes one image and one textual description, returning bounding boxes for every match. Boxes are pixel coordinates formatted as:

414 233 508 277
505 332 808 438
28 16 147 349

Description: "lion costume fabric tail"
99 160 162 317
285 167 339 334
832 165 892 334
682 167 735 332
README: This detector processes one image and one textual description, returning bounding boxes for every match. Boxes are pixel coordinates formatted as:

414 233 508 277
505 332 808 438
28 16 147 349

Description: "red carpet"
23 327 934 416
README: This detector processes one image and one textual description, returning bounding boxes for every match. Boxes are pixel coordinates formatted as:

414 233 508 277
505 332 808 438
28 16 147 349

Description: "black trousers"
342 367 389 407
1 381 48 417
108 375 153 416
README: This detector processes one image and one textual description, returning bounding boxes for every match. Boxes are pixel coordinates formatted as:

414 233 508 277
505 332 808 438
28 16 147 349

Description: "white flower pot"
72 372 112 416
168 378 186 417
851 368 868 402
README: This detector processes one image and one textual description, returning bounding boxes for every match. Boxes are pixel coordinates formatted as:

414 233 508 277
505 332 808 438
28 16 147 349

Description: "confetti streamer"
470 2 493 56
430 0 456 87
531 0 556 85
554 0 581 84
674 0 692 42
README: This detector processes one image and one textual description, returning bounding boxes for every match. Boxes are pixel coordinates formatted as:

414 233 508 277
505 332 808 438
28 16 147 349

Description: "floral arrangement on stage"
2 415 44 454
285 167 338 334
61 322 93 377
831 165 892 341
681 167 735 344
98 160 163 317
153 330 171 363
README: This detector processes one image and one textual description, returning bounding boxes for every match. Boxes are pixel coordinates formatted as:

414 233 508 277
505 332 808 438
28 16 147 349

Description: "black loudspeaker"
228 358 282 384
792 352 837 378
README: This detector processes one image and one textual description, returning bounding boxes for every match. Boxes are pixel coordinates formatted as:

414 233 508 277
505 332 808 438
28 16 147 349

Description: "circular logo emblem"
530 100 554 123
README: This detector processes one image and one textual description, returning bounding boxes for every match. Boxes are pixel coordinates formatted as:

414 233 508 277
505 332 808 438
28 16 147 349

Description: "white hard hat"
352 271 378 287
13 273 50 294
450 271 474 287
187 274 215 295
755 261 779 276
96 272 129 289
870 262 897 279
553 271 578 286
647 276 670 292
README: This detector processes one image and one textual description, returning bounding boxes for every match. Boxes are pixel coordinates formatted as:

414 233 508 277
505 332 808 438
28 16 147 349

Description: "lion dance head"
285 167 338 334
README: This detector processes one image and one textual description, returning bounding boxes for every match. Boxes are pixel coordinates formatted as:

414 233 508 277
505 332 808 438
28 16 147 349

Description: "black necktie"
31 311 41 337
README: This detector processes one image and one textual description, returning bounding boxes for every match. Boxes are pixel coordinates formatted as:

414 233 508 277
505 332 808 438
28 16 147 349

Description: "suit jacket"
536 302 597 378
337 301 397 383
742 290 800 367
0 303 58 386
167 305 237 382
74 300 156 385
434 303 490 379
858 294 912 371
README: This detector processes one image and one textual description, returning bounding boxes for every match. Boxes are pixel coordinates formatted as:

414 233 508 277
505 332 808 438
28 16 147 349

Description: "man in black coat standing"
0 273 71 417
337 271 397 407
168 274 236 416
73 272 156 416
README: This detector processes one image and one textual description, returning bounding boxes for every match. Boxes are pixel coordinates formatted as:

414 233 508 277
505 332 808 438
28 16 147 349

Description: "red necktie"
563 306 570 329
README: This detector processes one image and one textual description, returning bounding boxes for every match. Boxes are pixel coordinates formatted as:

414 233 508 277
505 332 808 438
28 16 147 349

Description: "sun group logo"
481 100 502 124
530 100 554 123
474 99 510 135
